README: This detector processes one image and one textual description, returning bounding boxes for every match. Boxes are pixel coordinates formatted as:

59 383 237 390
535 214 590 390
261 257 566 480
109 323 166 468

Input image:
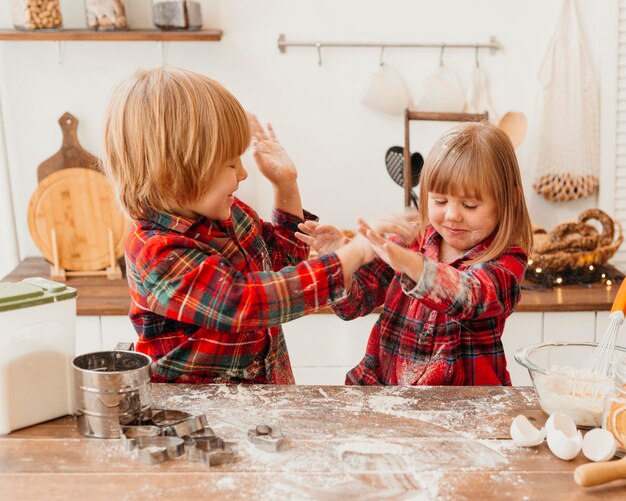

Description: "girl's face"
427 190 498 259
182 157 248 220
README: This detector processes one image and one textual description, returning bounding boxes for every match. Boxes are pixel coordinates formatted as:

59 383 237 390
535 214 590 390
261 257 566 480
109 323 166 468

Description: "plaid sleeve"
331 257 395 320
261 208 318 269
399 250 527 320
134 237 345 333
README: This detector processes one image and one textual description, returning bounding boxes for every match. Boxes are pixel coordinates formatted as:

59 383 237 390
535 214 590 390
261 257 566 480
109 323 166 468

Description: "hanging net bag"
531 0 599 202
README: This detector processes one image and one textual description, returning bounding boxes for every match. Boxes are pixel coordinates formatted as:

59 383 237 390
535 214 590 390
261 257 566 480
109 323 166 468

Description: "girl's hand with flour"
358 218 424 283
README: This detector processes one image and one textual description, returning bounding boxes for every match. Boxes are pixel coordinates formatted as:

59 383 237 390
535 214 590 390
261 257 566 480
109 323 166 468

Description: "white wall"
0 0 612 278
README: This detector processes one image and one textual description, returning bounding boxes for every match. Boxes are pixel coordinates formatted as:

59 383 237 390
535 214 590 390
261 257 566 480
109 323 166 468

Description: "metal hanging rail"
277 34 502 66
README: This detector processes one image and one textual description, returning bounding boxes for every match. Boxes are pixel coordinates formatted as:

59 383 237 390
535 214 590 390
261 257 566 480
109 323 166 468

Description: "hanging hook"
316 41 322 66
475 46 480 68
379 45 385 66
439 44 445 67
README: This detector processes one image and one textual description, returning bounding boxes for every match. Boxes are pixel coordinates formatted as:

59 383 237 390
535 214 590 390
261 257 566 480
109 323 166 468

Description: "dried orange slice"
605 400 626 448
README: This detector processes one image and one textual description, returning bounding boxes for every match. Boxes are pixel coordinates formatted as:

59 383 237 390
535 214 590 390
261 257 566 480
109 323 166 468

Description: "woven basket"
528 209 623 277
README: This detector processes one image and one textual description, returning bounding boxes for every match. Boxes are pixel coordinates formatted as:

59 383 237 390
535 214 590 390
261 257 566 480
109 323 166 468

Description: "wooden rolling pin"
574 457 626 487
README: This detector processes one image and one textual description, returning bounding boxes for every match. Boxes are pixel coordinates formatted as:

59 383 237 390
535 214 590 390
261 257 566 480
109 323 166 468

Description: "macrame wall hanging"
531 0 599 202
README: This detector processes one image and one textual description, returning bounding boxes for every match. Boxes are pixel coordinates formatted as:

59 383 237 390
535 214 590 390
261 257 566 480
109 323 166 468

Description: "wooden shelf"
0 29 222 42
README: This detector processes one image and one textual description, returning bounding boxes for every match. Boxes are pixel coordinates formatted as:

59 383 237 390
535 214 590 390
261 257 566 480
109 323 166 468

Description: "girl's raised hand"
358 219 423 279
366 209 420 244
248 114 297 187
295 221 350 255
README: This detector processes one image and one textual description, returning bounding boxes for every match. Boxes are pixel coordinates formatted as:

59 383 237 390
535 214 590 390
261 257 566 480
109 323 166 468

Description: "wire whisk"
572 279 626 398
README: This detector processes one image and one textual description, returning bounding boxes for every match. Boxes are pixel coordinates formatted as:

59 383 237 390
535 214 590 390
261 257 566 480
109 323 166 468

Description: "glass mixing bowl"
514 342 626 427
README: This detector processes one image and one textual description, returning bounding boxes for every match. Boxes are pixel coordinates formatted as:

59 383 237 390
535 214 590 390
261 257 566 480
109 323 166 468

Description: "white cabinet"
283 314 376 385
100 316 137 349
75 316 101 355
542 312 597 343
502 312 543 386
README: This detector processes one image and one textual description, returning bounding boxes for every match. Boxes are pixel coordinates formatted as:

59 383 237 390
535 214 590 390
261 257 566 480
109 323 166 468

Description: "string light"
526 263 621 287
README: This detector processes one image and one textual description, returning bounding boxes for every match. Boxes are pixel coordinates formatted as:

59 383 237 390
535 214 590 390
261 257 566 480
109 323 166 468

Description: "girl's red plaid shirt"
335 226 528 386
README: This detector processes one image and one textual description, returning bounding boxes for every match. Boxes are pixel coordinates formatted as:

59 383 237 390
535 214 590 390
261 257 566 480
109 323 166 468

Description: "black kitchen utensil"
385 146 423 207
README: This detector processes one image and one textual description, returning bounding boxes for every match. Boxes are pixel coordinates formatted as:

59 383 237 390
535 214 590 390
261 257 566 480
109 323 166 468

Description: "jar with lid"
84 0 128 31
152 0 203 31
10 0 63 30
603 355 626 455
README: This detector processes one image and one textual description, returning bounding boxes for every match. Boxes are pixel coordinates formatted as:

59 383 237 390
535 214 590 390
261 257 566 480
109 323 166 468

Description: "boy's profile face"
182 157 248 220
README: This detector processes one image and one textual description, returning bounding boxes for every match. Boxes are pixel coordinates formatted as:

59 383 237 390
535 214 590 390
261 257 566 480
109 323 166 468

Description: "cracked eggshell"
582 428 617 462
510 415 546 447
546 413 582 460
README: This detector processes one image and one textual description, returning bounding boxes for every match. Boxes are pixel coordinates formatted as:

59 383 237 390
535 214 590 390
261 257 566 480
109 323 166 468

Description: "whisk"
575 278 626 395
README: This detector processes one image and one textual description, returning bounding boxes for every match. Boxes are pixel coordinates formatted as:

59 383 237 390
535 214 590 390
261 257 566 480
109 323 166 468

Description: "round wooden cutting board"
28 168 127 271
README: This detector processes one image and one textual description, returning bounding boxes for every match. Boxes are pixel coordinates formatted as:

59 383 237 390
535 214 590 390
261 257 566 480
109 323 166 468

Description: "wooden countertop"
0 384 623 499
1 257 621 316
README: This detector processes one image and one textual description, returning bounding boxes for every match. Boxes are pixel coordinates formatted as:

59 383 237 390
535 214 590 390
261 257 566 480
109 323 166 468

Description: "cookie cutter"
136 436 186 465
150 409 193 427
188 437 236 466
120 425 162 453
163 414 208 437
247 424 285 452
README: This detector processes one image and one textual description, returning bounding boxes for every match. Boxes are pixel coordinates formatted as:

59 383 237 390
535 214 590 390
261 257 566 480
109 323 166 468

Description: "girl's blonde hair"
418 121 532 264
102 66 250 219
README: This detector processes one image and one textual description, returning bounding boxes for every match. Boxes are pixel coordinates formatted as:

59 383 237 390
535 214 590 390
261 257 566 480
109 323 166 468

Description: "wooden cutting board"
37 112 99 183
27 168 127 272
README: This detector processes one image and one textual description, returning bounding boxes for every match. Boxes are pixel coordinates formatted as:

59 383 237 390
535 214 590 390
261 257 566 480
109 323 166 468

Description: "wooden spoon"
574 456 626 487
498 111 527 148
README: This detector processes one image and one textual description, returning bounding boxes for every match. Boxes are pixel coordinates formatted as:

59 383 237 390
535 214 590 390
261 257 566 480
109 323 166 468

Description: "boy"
102 66 372 384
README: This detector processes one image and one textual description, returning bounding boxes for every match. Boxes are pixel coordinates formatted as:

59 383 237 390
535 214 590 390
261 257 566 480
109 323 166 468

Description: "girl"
299 121 532 386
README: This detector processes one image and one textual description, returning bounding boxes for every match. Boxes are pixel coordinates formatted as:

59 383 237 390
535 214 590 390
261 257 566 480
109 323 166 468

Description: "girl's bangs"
427 146 493 200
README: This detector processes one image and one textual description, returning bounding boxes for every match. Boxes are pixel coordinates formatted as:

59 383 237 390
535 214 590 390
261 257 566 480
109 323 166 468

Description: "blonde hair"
418 121 532 264
102 66 250 219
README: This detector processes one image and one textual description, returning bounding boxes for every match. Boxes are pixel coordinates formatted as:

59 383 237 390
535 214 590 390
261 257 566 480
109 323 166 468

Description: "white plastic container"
0 277 76 434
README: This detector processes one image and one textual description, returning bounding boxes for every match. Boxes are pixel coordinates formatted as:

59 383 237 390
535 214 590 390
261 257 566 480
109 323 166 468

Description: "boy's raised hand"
248 114 297 187
295 221 350 255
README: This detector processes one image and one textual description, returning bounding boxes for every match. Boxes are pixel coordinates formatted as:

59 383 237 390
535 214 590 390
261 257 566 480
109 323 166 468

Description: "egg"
545 412 583 460
582 428 617 462
510 415 546 447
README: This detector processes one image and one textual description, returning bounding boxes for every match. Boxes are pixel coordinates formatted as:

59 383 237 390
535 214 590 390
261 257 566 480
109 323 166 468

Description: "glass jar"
603 355 626 455
84 0 128 31
152 0 203 31
10 0 63 30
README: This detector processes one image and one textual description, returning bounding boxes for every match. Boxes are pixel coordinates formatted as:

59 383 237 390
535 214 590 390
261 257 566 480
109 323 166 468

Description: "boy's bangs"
201 81 251 167
427 145 492 200
213 102 251 165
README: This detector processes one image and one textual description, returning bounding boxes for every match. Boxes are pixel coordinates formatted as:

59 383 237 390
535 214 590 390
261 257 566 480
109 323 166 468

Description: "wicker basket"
527 209 623 284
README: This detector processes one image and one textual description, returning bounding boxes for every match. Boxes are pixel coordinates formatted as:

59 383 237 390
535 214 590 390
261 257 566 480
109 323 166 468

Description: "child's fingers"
297 221 319 234
247 113 268 140
267 123 277 140
294 232 314 245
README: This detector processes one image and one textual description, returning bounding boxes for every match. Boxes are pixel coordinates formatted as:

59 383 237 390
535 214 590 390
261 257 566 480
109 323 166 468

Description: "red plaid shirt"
333 226 527 386
125 198 345 384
